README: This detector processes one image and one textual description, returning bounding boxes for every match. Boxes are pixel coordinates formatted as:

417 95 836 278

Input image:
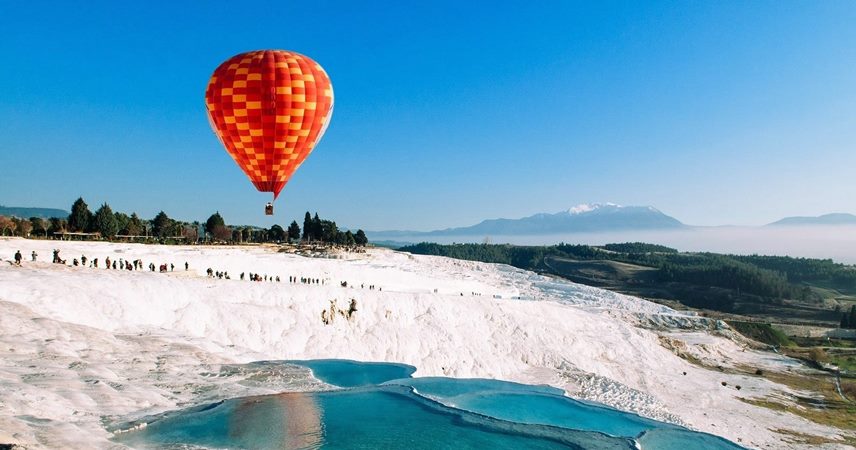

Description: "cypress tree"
312 213 322 241
302 212 312 241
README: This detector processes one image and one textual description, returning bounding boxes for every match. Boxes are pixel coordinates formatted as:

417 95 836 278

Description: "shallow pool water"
291 358 416 387
388 377 662 438
113 359 745 449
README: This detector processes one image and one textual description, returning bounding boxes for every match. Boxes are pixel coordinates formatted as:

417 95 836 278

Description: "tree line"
730 254 856 285
0 197 368 246
398 242 856 313
297 211 367 246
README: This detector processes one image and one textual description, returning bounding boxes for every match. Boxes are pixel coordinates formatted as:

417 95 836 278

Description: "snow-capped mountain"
374 204 685 237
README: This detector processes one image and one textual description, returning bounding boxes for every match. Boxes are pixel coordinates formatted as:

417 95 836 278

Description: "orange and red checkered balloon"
205 50 334 199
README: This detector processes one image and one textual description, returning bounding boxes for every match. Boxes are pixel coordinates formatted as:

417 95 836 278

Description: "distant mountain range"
371 203 686 238
369 204 856 241
0 205 69 219
767 213 856 226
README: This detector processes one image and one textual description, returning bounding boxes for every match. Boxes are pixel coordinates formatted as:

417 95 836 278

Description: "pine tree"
113 212 130 235
842 313 850 329
850 305 856 330
355 229 368 246
93 203 118 239
287 221 301 242
126 213 143 235
68 197 92 232
302 212 312 241
205 212 225 236
321 220 338 242
345 230 356 246
152 211 171 238
269 224 285 241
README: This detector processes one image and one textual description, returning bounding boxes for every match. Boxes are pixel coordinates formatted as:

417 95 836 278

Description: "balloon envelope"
205 50 334 199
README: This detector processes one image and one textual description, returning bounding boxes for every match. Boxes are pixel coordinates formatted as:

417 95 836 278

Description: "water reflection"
230 392 323 449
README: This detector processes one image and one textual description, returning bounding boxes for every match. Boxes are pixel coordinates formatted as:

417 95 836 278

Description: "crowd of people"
11 247 368 328
198 268 387 295
10 248 386 295
205 268 282 282
10 248 189 275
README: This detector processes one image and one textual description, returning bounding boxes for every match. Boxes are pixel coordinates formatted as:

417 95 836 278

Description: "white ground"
0 238 850 449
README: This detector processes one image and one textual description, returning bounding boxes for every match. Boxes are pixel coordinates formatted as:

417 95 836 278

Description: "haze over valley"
368 203 856 263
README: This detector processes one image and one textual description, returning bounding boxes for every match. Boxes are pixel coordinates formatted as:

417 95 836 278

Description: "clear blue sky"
2 1 855 230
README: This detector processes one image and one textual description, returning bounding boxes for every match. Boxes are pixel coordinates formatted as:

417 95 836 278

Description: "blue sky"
1 1 855 230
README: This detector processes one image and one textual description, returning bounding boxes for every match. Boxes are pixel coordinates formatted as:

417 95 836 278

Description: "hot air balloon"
205 50 334 215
